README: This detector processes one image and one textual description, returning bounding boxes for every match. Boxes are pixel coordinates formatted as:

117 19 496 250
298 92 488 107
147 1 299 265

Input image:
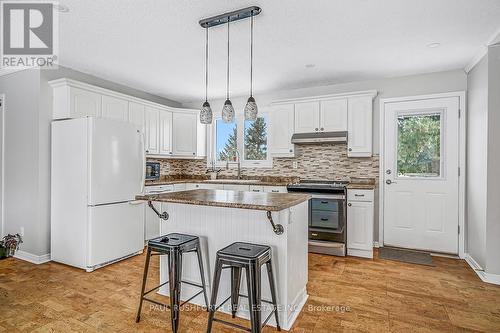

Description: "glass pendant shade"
222 99 235 123
200 101 213 124
244 96 258 121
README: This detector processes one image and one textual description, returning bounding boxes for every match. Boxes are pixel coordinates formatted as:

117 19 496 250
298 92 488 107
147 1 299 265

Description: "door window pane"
244 116 268 161
397 113 441 177
216 119 237 161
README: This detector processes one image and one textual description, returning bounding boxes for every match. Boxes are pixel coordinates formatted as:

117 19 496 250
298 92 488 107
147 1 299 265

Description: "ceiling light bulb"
200 101 213 124
222 99 235 123
244 96 258 121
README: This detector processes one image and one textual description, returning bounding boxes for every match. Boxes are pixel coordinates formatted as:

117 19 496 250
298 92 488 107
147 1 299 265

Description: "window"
244 116 268 161
212 114 270 167
397 113 442 177
215 119 237 162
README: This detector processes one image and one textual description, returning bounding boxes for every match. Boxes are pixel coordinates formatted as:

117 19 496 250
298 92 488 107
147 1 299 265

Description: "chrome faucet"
235 150 242 179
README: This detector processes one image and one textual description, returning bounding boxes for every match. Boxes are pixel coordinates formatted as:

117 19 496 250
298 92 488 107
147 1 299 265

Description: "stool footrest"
180 290 205 308
237 294 274 305
213 318 251 332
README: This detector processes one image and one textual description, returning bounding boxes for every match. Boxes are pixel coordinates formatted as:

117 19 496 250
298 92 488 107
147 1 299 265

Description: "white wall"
466 56 488 268
485 44 500 275
466 44 500 276
0 69 43 254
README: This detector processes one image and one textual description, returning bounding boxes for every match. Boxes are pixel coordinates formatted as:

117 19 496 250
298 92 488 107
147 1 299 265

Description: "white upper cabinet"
294 101 320 133
172 112 197 157
70 87 102 118
144 107 160 155
49 79 206 159
269 104 295 157
320 98 347 132
159 110 172 156
128 102 145 131
101 95 129 121
347 96 373 157
274 91 376 157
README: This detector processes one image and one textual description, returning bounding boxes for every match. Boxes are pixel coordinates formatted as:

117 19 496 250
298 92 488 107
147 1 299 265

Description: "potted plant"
0 234 23 259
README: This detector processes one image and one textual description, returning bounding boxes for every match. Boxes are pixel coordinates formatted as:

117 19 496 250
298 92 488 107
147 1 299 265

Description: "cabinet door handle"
320 218 329 221
348 148 352 152
272 190 279 193
348 203 352 207
320 127 324 131
311 233 318 236
315 128 319 131
354 194 365 197
289 149 293 152
320 201 329 204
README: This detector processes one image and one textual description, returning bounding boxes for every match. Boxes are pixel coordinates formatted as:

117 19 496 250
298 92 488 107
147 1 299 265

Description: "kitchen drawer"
310 210 339 229
311 198 340 211
249 185 264 192
347 189 374 202
264 186 287 193
145 185 174 194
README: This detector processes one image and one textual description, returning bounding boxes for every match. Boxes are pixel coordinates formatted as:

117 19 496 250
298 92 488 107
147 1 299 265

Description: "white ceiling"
58 0 500 104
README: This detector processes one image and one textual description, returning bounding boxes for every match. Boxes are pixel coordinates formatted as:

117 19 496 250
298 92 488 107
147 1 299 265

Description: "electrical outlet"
20 227 25 237
292 161 298 169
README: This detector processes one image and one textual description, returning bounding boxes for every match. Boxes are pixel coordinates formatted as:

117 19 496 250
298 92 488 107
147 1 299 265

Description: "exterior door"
383 97 459 254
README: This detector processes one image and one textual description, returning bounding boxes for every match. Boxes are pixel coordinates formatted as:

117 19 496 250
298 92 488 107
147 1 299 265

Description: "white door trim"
378 91 466 258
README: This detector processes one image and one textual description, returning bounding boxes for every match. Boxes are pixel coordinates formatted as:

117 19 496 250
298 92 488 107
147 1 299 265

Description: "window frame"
208 110 272 169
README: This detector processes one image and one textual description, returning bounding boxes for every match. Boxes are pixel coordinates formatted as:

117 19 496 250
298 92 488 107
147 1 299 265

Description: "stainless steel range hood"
291 131 347 144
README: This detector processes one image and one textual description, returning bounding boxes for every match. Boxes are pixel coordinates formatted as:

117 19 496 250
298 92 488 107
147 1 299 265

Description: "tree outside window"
244 116 267 161
214 115 269 166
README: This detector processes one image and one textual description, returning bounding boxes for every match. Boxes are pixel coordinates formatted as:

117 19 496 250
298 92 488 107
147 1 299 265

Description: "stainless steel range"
287 180 348 256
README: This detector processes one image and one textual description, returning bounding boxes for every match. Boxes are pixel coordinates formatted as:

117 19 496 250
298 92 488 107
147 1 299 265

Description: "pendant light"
221 19 235 123
199 27 213 124
244 12 258 121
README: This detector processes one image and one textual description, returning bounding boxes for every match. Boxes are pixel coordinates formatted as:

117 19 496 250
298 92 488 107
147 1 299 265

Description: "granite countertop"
145 175 298 187
136 189 311 211
347 177 377 190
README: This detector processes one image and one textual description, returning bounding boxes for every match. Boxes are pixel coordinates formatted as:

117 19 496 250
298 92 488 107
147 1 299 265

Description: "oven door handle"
309 194 345 200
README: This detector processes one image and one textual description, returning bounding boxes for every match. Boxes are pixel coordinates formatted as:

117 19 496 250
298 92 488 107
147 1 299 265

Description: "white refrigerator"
51 117 145 272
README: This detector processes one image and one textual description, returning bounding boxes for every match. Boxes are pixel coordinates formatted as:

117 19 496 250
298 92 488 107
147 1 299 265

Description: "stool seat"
219 242 270 260
148 233 198 251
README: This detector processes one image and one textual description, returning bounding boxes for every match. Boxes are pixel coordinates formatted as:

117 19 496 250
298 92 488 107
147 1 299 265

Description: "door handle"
386 179 397 185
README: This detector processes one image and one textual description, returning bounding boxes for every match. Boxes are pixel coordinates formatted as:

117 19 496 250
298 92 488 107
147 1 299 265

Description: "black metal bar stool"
207 242 280 333
136 233 209 333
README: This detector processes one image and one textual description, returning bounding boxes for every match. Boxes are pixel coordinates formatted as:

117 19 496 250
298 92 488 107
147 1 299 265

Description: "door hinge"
458 167 460 176
458 225 460 234
458 109 461 118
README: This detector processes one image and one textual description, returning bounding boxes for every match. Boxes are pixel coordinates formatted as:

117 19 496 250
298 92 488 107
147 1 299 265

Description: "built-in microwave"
145 162 161 180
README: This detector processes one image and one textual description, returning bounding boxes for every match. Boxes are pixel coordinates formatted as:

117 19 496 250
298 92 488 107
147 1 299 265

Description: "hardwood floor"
1 250 500 332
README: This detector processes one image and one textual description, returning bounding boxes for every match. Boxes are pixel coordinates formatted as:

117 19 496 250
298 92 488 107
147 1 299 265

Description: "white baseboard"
13 250 51 265
465 253 500 285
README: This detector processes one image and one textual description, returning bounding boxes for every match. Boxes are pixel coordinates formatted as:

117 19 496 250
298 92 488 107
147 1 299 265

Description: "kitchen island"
136 189 310 330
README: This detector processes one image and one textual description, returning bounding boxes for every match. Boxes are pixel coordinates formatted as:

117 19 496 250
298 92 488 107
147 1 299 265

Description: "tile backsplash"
148 143 379 182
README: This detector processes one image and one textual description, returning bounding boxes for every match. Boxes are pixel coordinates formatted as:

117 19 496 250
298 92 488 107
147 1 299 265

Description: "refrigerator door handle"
140 131 146 194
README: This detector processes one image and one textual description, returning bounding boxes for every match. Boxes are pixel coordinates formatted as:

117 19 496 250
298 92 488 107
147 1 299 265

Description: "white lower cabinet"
264 186 287 193
347 189 374 258
223 184 250 191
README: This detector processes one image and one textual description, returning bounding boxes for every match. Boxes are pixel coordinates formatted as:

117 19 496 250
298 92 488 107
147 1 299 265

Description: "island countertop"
136 189 311 211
